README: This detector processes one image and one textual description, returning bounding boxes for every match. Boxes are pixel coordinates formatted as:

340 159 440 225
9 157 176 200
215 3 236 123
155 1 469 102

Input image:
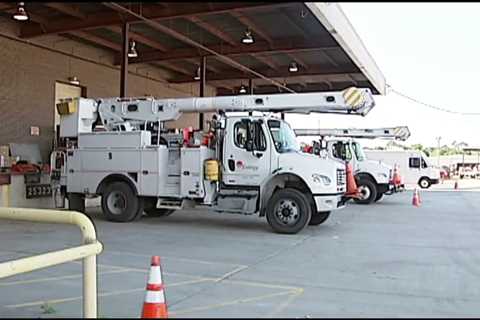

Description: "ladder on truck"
294 126 410 141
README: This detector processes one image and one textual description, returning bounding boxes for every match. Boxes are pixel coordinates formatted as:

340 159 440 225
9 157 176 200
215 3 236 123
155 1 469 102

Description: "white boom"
294 126 411 141
89 87 374 131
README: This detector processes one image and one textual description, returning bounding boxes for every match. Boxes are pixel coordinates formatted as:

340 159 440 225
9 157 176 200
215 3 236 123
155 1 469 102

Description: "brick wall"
0 33 216 162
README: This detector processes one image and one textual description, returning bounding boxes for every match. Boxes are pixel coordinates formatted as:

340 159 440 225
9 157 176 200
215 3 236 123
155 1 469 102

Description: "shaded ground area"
1 188 480 318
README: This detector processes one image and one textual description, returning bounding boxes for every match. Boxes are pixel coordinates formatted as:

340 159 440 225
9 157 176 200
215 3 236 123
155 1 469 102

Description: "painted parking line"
223 278 302 291
106 249 248 268
0 269 127 287
170 289 301 316
4 277 213 309
266 288 304 317
69 260 218 280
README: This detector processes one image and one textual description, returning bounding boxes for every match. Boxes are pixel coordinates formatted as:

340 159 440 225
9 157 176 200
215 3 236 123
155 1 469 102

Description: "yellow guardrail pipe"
0 207 103 318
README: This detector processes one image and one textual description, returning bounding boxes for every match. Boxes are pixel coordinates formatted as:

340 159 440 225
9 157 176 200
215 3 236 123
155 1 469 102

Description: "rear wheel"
419 177 431 189
308 211 330 226
101 181 143 222
266 188 312 234
374 193 384 202
353 178 377 205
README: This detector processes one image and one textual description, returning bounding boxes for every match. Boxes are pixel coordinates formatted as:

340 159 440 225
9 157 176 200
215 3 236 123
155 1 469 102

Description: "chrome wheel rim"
107 191 127 215
358 185 371 200
275 199 300 225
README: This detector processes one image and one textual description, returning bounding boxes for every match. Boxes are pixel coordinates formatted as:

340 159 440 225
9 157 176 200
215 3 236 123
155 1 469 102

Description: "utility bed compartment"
180 147 215 198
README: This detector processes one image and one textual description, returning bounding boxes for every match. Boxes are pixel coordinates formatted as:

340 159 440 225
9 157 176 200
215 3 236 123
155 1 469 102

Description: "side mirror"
320 139 328 150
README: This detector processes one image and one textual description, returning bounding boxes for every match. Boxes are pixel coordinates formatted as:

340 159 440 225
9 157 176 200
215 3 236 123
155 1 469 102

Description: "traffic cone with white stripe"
141 256 168 318
412 188 421 207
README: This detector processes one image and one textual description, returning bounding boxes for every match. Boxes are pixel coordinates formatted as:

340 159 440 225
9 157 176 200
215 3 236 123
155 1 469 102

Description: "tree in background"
380 140 470 156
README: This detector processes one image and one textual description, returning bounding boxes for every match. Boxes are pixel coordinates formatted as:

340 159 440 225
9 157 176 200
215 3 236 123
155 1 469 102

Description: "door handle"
228 159 235 171
254 152 263 159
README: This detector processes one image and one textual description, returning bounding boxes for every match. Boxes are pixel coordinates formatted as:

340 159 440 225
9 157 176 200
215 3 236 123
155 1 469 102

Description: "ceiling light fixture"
194 67 200 80
13 2 29 21
241 29 254 44
68 76 80 85
288 62 298 73
239 85 247 94
127 40 138 58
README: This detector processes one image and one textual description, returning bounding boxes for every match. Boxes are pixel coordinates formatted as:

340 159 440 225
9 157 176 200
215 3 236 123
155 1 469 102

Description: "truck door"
222 118 271 186
408 156 422 181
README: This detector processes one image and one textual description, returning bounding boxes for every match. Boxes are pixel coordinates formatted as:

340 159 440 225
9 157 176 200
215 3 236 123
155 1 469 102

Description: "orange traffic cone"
141 256 168 318
392 164 402 186
345 162 359 198
412 188 421 207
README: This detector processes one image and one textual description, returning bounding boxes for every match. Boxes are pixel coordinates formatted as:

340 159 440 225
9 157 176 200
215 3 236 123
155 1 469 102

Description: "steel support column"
248 78 253 116
199 56 206 130
120 22 129 97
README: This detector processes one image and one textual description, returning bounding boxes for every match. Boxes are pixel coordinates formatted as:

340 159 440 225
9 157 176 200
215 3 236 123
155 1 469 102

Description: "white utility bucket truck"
294 126 410 204
51 87 375 234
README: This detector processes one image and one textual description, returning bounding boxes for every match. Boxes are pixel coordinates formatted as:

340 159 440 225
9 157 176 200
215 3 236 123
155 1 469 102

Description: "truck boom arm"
294 126 411 141
96 87 375 131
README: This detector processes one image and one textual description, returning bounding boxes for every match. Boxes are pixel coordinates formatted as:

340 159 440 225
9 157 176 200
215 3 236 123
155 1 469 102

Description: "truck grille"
337 168 346 186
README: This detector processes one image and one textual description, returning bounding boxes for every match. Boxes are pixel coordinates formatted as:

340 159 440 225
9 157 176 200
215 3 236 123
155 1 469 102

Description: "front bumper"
384 182 405 195
313 193 346 212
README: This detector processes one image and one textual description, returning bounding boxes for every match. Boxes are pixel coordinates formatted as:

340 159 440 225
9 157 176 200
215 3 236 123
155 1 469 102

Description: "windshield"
268 120 300 153
352 142 366 161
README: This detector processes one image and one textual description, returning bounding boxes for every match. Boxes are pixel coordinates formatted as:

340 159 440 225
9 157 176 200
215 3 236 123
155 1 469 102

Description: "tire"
266 188 312 234
353 178 377 205
67 193 85 213
101 181 143 222
419 177 431 189
308 211 330 226
145 208 175 217
374 192 384 202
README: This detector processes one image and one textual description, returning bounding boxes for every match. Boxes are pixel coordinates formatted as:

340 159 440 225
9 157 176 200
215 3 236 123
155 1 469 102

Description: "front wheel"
419 178 431 189
353 178 377 205
309 211 330 226
374 192 384 202
266 188 312 234
101 181 143 222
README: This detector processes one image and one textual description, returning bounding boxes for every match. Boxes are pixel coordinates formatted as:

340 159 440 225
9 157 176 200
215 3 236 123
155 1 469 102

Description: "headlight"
312 174 332 186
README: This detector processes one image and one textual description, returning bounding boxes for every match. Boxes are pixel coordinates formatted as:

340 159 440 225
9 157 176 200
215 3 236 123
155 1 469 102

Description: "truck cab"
220 115 347 222
327 138 401 204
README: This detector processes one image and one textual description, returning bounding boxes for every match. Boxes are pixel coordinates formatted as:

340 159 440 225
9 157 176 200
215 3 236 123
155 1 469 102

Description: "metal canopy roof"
0 2 385 95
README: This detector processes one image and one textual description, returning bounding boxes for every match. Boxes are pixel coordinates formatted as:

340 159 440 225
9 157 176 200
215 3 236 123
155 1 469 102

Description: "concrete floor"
1 183 480 318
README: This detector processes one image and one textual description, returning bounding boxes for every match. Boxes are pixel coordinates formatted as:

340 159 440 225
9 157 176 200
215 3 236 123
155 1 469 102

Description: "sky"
287 3 480 149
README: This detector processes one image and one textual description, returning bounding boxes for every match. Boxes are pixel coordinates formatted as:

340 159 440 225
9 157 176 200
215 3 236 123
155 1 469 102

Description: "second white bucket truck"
51 87 375 234
294 126 410 204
